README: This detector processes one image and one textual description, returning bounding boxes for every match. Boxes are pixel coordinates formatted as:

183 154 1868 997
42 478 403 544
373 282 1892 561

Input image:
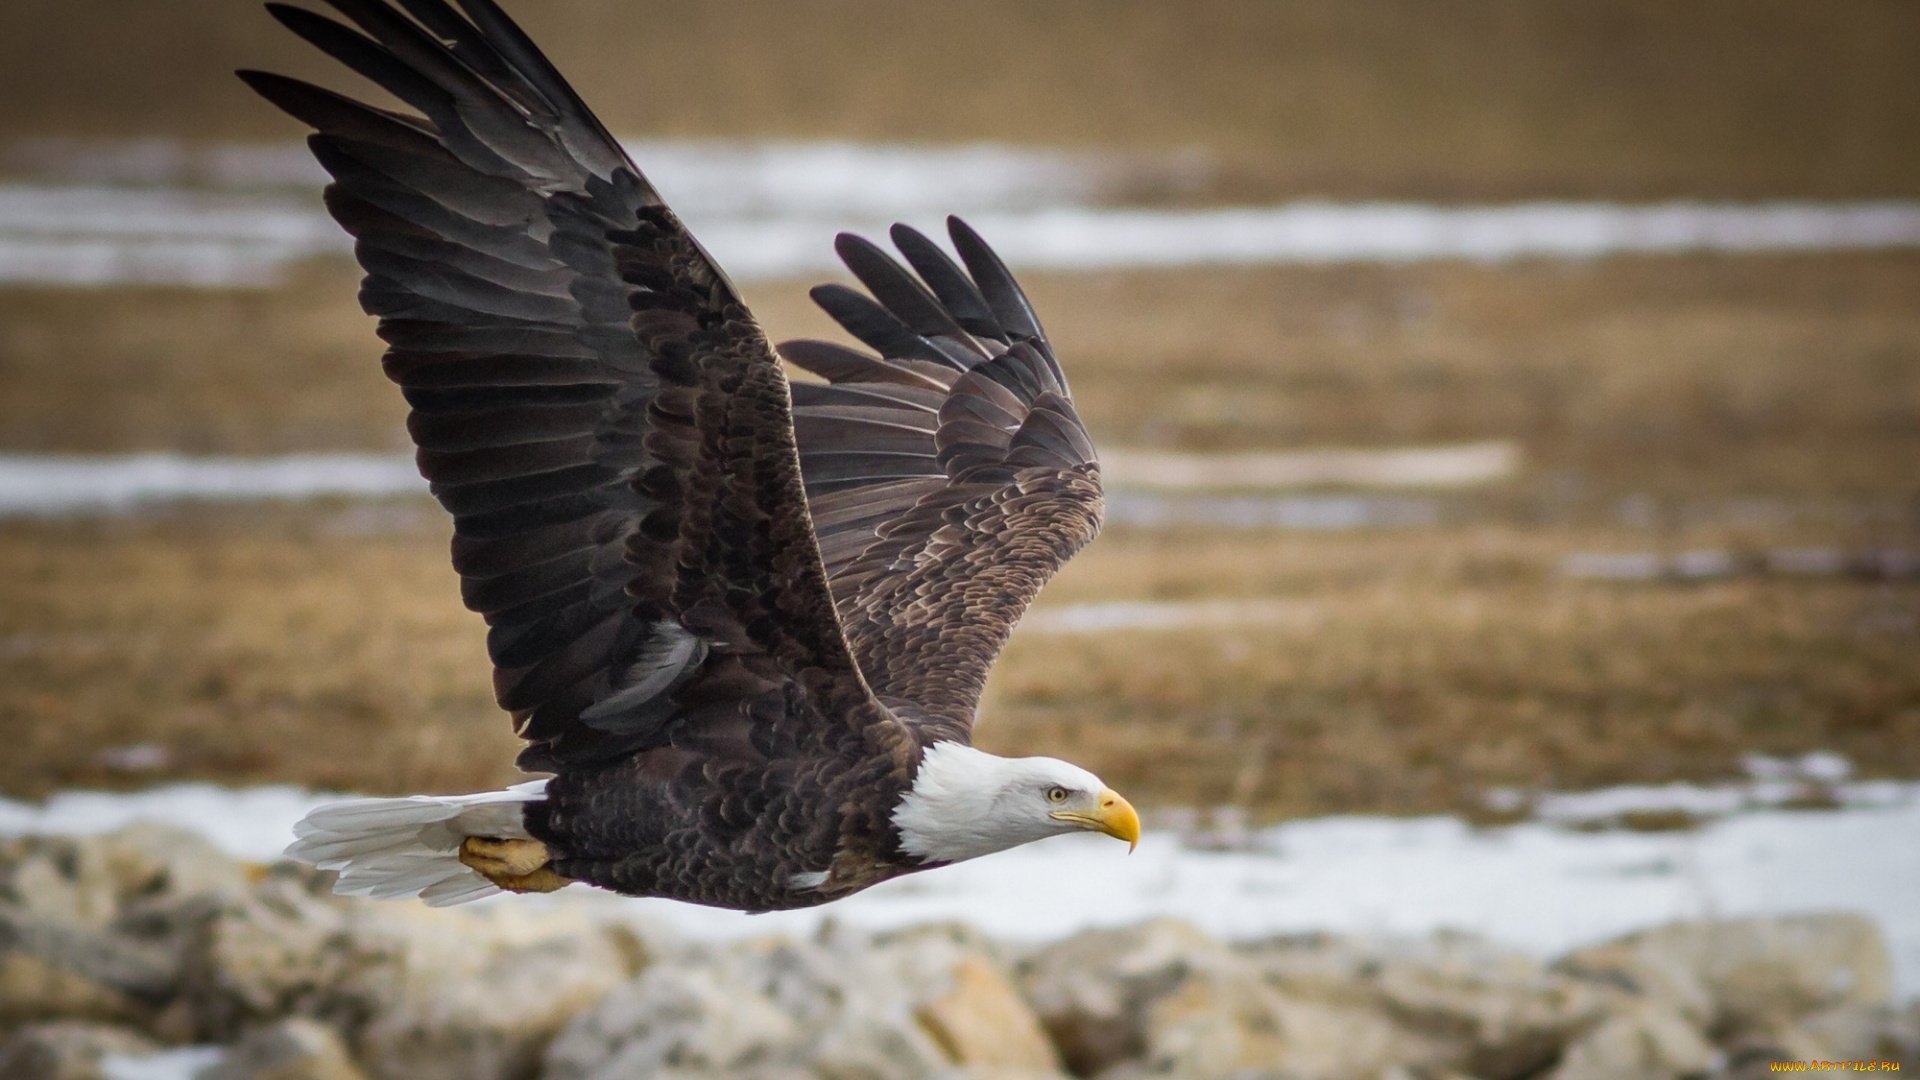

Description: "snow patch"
2 780 1915 998
100 1046 226 1080
0 452 1464 523
0 452 426 515
1102 441 1520 490
3 170 1919 287
1022 599 1322 635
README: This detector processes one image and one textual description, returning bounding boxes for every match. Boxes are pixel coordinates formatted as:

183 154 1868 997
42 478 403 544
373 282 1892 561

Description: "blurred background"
3 0 1915 811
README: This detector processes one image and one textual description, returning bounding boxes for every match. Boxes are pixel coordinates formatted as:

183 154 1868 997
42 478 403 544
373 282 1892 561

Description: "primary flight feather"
251 0 1135 911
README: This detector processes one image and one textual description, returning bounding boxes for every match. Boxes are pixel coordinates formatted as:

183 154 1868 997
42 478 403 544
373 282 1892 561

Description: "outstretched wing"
783 220 1103 737
243 0 881 770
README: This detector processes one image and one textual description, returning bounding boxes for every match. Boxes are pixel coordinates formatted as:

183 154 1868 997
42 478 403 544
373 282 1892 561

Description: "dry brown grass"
1 510 1913 817
1026 254 1920 503
0 507 520 801
1 253 1915 811
982 527 1920 819
7 253 1917 511
4 1 1920 201
0 264 405 453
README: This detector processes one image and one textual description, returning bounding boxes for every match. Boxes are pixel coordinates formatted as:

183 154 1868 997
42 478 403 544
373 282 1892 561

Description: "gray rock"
1139 965 1421 1080
1544 1003 1719 1080
1551 935 1715 1028
96 822 257 907
543 962 800 1078
1018 919 1229 1075
0 948 150 1028
1238 931 1614 1080
0 1020 160 1080
199 1018 370 1080
1555 914 1891 1036
172 872 353 1041
1720 1000 1920 1073
545 929 1054 1080
0 824 264 1030
0 825 251 927
912 954 1061 1070
1022 920 1450 1080
343 908 641 1080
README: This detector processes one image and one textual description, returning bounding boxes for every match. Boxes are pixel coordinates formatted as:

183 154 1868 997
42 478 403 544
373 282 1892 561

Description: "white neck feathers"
891 741 1100 865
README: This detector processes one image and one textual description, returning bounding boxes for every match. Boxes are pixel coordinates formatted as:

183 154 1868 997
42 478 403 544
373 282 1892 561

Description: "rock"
0 825 251 928
1358 933 1611 1079
1721 1001 1920 1072
0 824 261 1030
1555 914 1891 1036
1543 1004 1718 1080
1018 919 1230 1075
914 955 1061 1070
0 1020 161 1080
1022 920 1441 1080
1239 931 1613 1080
1142 967 1416 1080
547 929 1056 1080
172 871 353 1040
1550 936 1715 1028
200 1018 370 1080
543 961 800 1079
0 949 147 1028
160 857 641 1080
96 821 257 906
344 907 641 1080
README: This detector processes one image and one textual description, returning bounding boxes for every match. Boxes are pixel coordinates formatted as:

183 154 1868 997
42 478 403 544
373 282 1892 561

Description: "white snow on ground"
1104 490 1441 530
5 185 1920 286
5 138 1152 215
1559 548 1918 581
0 445 1505 518
0 784 336 860
99 1046 226 1080
2 779 1915 1000
7 139 1919 285
659 201 1920 282
0 184 352 286
0 452 426 515
1102 441 1520 490
1022 599 1324 635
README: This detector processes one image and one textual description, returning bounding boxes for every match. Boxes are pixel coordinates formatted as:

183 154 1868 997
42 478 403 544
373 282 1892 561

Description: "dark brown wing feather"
242 0 881 773
784 220 1103 736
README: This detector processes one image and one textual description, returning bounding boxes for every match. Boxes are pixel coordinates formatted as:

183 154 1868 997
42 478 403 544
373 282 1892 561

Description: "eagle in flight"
257 0 1137 911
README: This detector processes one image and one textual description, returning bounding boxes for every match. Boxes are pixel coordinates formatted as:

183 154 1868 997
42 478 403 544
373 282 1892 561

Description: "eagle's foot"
458 837 571 893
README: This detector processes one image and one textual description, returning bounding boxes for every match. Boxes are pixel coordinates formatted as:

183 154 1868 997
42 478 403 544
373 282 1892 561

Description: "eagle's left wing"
783 220 1103 739
243 0 886 772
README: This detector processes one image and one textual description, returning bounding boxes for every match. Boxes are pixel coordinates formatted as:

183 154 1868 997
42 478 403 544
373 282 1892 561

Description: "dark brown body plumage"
246 0 1102 911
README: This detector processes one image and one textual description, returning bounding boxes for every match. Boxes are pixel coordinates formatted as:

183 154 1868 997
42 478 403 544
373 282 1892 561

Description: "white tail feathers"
284 780 549 907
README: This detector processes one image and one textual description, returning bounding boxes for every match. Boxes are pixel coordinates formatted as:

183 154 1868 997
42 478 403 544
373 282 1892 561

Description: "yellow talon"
458 837 572 893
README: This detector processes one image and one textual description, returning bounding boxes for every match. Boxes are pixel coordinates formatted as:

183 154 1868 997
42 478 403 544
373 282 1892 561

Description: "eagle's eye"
1046 786 1070 804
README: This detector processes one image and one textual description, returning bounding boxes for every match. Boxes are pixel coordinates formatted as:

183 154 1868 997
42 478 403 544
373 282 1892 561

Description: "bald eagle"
255 0 1137 910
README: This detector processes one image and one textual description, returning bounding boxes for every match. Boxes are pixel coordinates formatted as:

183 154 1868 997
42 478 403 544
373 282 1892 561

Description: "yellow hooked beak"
1051 788 1141 852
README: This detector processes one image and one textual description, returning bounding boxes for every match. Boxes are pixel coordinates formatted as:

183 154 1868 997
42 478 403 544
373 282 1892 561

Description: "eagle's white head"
891 741 1140 864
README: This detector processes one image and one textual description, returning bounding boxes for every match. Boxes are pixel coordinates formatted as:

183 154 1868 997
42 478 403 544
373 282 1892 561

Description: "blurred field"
1 0 1916 817
2 509 1915 816
6 253 1919 503
4 0 1920 201
0 252 1916 812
